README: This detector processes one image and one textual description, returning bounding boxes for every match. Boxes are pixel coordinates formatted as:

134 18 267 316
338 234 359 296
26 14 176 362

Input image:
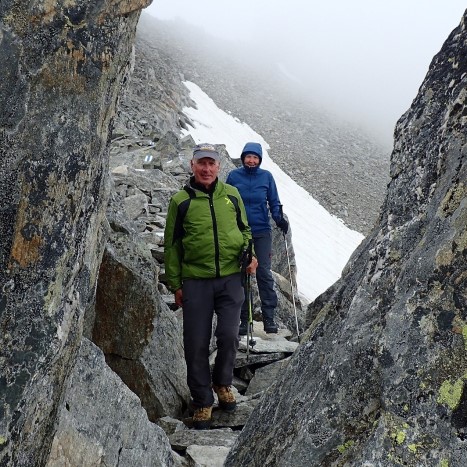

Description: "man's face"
191 157 220 188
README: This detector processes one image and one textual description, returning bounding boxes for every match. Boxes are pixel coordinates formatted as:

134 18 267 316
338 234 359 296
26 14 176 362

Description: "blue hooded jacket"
226 142 283 234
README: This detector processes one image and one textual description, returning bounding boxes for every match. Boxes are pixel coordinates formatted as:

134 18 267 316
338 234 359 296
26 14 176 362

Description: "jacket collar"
242 165 259 175
188 176 218 194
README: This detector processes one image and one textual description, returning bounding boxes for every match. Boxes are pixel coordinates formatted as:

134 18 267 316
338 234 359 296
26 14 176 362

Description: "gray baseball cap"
192 143 220 161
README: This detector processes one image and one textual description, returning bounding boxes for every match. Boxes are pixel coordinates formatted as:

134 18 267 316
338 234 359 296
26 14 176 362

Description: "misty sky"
145 1 466 146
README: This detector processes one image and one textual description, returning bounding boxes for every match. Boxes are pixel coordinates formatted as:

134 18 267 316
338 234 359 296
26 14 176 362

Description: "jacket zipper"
209 193 221 277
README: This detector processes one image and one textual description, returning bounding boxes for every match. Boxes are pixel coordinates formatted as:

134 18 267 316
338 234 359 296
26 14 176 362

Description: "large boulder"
46 338 174 467
93 233 190 421
226 11 467 467
0 1 150 465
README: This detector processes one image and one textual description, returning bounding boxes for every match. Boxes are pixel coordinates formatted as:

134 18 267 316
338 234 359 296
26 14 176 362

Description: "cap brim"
193 151 220 161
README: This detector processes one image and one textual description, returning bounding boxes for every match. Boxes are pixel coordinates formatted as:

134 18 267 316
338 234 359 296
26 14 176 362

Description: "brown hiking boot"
192 406 212 430
213 385 237 412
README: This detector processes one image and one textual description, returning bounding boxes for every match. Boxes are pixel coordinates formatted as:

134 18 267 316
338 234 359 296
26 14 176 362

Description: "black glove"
238 240 253 285
277 218 289 234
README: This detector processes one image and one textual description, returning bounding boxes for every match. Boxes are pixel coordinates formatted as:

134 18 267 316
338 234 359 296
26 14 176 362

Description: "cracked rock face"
226 11 467 467
46 338 175 467
0 1 150 465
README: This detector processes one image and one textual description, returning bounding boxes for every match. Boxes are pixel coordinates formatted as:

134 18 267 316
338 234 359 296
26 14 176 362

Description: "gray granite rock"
226 11 467 467
246 357 291 396
157 417 189 436
186 445 231 467
211 403 257 429
0 2 148 464
93 236 190 421
169 429 239 451
123 192 149 220
46 339 174 467
235 351 289 368
238 335 298 354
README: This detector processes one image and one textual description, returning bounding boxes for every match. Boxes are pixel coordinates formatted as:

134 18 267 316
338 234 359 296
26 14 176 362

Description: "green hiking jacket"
164 178 252 292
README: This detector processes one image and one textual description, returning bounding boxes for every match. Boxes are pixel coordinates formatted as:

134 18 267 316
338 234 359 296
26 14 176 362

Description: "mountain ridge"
136 12 391 234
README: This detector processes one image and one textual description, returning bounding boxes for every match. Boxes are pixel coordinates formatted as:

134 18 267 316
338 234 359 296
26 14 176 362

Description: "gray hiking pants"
182 273 243 408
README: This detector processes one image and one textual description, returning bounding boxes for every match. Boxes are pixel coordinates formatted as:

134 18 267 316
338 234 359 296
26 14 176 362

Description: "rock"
169 429 239 451
0 2 148 464
112 165 180 193
115 32 191 138
246 357 291 396
150 245 165 262
235 351 289 368
225 11 467 466
238 335 298 354
157 417 189 436
93 236 190 421
46 339 175 467
211 402 257 429
123 192 148 219
232 376 249 393
186 445 231 467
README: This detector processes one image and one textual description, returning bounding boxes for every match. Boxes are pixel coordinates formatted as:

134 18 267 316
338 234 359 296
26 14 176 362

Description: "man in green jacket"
164 143 257 429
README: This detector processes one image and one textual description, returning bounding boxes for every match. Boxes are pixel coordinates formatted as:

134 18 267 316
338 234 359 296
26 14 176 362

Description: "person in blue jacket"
226 142 289 334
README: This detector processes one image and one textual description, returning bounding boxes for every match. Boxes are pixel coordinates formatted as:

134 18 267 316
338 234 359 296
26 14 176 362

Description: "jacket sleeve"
226 185 252 246
267 172 283 224
235 190 254 254
235 189 256 256
164 197 183 292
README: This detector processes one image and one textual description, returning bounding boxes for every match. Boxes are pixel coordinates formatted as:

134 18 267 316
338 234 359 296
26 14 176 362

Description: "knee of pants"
256 268 273 285
216 326 240 347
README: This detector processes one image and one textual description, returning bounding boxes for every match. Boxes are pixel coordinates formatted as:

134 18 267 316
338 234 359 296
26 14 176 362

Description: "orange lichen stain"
39 48 87 92
30 1 57 25
11 232 43 268
114 0 152 15
9 193 43 268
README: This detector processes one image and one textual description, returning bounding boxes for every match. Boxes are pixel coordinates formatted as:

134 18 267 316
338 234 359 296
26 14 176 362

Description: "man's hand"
174 288 183 308
246 256 258 275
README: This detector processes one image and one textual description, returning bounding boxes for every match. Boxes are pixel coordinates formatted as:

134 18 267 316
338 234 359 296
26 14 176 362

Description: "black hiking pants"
182 273 243 408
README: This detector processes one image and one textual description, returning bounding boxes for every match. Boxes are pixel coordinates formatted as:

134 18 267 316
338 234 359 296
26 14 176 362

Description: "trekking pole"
245 275 257 361
246 274 251 361
245 241 256 361
279 205 300 339
283 232 300 340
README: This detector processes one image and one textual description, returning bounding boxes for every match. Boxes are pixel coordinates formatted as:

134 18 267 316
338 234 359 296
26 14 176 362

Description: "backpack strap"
227 194 247 231
172 187 195 242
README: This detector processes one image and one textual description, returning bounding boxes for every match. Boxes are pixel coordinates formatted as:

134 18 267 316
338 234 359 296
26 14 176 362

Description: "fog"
145 1 466 147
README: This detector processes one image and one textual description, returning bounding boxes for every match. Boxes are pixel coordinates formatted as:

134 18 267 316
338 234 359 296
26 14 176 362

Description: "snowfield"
181 81 364 301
